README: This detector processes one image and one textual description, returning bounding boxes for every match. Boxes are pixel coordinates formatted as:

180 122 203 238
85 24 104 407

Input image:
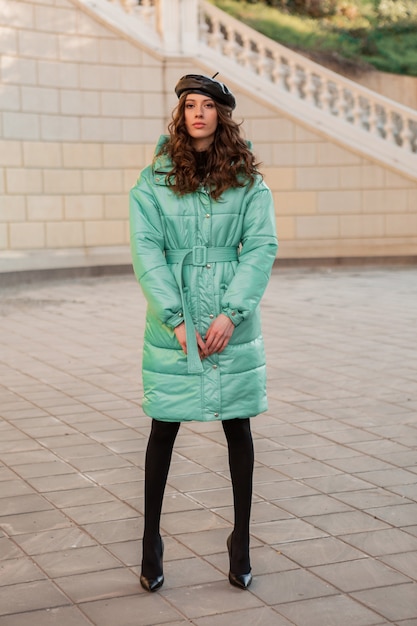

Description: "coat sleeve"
221 185 278 326
129 171 184 329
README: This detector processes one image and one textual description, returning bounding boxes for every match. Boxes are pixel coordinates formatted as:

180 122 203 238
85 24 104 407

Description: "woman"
129 74 278 592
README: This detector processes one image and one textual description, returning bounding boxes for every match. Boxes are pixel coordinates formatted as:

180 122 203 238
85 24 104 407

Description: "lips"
193 124 205 128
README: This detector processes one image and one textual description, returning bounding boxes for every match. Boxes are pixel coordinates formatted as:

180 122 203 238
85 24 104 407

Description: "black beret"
175 74 236 110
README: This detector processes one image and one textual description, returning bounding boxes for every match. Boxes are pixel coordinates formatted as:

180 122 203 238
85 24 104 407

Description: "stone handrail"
84 0 417 177
200 1 417 156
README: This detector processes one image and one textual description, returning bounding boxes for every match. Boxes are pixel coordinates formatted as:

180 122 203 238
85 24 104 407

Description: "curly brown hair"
157 96 261 201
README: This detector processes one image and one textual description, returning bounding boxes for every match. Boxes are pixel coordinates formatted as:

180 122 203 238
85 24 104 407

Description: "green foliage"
211 0 417 75
234 0 338 13
288 0 339 18
363 28 417 74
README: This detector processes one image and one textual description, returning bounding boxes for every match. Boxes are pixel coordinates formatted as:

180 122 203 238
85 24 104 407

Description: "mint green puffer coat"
129 136 278 423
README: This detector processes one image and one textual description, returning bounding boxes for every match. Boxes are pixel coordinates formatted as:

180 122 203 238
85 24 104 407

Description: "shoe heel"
227 532 252 590
140 536 164 592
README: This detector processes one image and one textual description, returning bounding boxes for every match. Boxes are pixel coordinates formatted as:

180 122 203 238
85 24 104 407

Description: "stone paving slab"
0 266 417 625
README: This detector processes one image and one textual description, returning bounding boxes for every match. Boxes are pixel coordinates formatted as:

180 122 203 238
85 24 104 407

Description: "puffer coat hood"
130 135 278 422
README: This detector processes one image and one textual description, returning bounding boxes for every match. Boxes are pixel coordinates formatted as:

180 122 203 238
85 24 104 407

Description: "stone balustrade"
116 0 156 23
200 2 417 156
102 0 417 174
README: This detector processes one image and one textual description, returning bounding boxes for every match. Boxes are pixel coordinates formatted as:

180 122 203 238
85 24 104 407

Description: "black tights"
141 418 254 578
141 419 180 579
223 417 254 573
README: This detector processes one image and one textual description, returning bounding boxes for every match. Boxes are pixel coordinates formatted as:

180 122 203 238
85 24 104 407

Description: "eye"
185 103 194 109
205 103 215 108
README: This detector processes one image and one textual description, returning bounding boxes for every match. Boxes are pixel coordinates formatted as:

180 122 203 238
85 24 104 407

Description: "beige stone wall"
1 0 416 272
236 93 417 258
0 0 175 271
351 71 417 111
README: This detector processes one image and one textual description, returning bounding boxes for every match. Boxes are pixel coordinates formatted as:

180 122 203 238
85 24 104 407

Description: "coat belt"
165 246 238 374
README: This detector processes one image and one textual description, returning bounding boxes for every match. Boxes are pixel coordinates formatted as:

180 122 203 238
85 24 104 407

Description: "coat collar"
153 135 172 175
151 134 254 186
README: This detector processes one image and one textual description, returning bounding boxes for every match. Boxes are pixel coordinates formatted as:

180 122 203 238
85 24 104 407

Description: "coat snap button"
178 312 183 317
214 412 219 417
212 365 217 370
205 213 210 218
231 311 236 316
209 314 214 319
206 264 211 269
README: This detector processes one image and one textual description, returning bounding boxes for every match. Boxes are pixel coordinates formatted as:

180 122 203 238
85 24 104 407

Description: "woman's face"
184 93 218 151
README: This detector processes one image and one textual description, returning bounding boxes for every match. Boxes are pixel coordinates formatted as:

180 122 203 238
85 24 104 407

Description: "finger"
217 338 230 353
210 329 233 354
204 328 219 351
204 327 213 347
196 332 208 357
207 337 222 355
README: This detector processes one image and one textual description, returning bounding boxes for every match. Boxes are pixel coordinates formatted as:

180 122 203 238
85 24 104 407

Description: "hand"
174 323 208 359
204 314 234 355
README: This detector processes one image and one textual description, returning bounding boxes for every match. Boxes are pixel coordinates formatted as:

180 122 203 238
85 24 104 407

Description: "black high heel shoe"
140 536 164 592
227 533 252 590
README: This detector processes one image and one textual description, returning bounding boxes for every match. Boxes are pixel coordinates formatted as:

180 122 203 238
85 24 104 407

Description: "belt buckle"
192 245 207 266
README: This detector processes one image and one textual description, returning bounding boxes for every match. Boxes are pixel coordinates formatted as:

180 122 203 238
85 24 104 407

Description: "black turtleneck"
194 150 209 182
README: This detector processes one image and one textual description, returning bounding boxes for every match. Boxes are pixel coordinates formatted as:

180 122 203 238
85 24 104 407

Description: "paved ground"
0 265 417 626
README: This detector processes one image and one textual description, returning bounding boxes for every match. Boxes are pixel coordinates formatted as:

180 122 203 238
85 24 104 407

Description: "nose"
195 105 204 118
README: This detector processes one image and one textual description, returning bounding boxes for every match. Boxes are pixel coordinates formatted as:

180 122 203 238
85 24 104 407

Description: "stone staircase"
77 0 417 180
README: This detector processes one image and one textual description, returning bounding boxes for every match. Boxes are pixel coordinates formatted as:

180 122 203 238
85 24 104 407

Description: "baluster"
278 59 289 91
263 51 273 83
349 92 361 126
322 81 334 113
286 59 298 96
199 14 210 45
271 51 280 84
137 0 154 22
296 65 306 99
330 84 340 116
255 44 266 76
222 25 235 60
393 113 405 147
402 118 415 152
343 90 358 125
367 101 378 136
400 118 413 152
303 72 317 106
384 110 397 144
357 94 369 129
410 122 417 153
237 35 251 68
375 104 386 138
128 0 140 14
208 17 220 51
140 0 153 19
340 88 349 121
248 39 258 74
312 74 323 108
